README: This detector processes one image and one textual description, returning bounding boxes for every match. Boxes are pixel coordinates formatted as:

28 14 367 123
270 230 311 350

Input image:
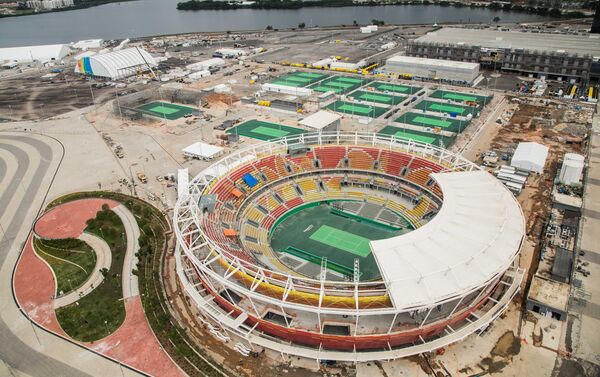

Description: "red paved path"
89 298 185 377
14 199 186 377
14 234 65 336
34 199 119 239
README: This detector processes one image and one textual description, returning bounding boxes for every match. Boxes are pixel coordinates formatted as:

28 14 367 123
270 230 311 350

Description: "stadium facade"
173 132 525 362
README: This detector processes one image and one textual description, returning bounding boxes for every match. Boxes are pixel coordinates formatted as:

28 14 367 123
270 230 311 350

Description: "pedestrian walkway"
52 233 112 309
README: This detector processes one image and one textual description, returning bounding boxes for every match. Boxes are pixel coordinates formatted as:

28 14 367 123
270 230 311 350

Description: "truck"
137 172 148 184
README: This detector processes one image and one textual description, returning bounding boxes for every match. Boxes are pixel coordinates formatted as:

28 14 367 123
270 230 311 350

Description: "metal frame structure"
173 131 525 361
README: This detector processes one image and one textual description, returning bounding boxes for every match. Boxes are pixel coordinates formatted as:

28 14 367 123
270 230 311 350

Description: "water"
0 0 547 47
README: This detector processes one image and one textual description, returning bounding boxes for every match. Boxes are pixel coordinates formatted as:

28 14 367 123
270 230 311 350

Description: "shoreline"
0 0 137 19
1 0 591 19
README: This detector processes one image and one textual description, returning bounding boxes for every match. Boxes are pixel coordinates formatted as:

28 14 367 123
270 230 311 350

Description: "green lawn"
34 238 96 295
55 206 126 342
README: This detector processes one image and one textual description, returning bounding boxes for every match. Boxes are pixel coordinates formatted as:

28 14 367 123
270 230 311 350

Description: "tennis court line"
309 225 371 257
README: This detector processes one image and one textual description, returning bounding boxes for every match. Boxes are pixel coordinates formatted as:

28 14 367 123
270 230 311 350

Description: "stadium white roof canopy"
0 44 70 63
511 141 548 173
371 170 524 309
299 111 341 130
182 142 224 160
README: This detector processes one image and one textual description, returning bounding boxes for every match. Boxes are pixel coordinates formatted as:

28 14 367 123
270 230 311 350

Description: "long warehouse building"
385 55 480 83
408 28 600 82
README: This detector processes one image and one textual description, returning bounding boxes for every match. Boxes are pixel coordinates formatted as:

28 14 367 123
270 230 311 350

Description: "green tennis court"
312 86 343 93
415 100 477 117
135 101 198 120
227 120 306 141
429 89 492 105
366 81 422 95
349 90 406 105
395 112 469 133
269 71 329 88
297 72 324 79
309 75 371 94
326 101 388 118
378 125 455 147
310 225 372 257
269 202 406 280
336 77 364 84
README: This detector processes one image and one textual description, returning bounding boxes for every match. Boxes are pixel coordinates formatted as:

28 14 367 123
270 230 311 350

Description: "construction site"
0 19 599 377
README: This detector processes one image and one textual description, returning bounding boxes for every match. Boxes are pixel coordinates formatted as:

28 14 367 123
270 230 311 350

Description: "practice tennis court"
395 112 469 133
366 81 422 95
226 120 306 141
270 202 405 280
326 101 388 118
309 75 371 94
414 100 477 117
135 101 198 120
349 90 406 106
270 71 329 88
378 125 455 146
429 89 492 105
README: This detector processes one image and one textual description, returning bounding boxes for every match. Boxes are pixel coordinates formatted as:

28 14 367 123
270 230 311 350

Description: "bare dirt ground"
0 72 124 121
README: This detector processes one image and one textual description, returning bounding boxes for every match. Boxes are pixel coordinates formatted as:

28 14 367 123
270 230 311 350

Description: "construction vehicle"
137 172 148 184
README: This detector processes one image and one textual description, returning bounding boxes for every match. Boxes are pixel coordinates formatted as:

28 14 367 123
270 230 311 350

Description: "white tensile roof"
77 47 157 79
299 111 341 130
371 170 524 309
511 141 548 173
182 142 224 159
0 44 70 63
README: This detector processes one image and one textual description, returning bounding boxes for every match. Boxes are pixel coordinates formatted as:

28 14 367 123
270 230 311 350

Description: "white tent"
73 47 157 80
0 44 70 63
299 111 341 132
182 142 223 160
511 142 549 173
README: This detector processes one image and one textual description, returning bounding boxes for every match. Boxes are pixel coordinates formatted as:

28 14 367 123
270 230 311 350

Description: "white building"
25 0 73 10
511 142 549 174
385 55 480 83
299 111 341 133
559 153 584 185
186 58 226 72
188 70 211 81
74 47 157 80
72 39 104 50
0 44 70 63
262 83 313 97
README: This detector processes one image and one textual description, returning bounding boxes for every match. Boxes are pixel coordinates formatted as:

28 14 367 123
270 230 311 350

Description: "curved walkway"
113 205 140 299
53 232 112 309
14 196 185 377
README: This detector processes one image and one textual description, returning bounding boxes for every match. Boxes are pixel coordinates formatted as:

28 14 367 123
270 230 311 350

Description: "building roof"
414 28 600 57
182 142 223 159
551 247 573 282
511 142 549 173
386 55 480 70
0 44 70 63
299 111 342 130
72 39 104 49
528 275 570 311
371 170 524 309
